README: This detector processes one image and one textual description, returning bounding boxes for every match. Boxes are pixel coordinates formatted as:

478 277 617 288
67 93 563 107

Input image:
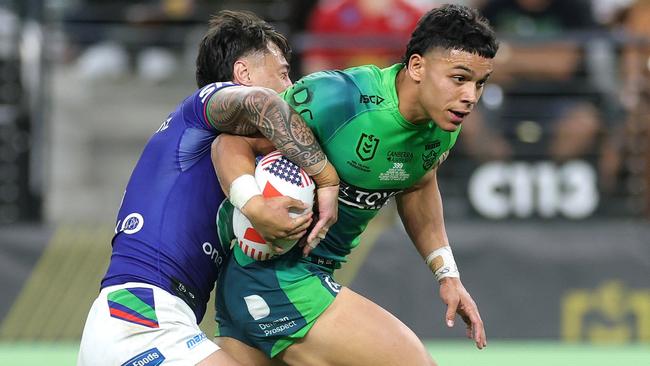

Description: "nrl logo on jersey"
338 180 401 210
356 133 380 161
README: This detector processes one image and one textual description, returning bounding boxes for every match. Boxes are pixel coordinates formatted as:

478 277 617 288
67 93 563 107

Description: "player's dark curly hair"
402 4 498 64
195 10 291 88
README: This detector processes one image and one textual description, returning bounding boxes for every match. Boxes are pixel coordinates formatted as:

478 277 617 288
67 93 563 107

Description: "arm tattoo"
208 87 326 175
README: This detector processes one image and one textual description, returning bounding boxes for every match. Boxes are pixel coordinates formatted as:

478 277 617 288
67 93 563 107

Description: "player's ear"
233 59 252 86
407 54 424 82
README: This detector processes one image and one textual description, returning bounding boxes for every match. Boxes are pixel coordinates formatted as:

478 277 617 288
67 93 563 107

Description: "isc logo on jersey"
233 151 314 260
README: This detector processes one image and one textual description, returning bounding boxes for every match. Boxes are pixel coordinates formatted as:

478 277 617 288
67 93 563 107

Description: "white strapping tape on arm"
425 246 460 282
229 174 261 210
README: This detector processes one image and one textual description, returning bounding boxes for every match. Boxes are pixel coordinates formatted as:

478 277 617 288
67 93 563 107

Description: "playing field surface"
1 341 648 365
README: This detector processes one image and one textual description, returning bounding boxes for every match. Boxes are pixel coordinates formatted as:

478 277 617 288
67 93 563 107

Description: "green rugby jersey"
281 64 461 262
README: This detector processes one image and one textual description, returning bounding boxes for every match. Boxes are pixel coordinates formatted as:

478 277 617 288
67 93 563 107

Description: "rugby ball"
233 151 315 260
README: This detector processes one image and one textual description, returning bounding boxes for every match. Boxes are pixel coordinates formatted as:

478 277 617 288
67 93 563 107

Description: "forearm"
400 170 484 348
208 86 336 184
396 171 449 258
397 170 460 282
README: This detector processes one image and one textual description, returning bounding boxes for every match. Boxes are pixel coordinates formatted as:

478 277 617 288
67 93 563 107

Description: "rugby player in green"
212 4 498 365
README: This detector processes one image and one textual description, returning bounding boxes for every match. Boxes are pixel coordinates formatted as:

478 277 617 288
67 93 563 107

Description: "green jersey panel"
282 64 461 261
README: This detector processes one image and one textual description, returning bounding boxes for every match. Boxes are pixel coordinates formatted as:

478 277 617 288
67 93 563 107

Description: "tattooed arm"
207 85 330 179
208 86 339 250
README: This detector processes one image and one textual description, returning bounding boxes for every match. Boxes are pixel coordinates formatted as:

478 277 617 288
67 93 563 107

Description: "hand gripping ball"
232 151 315 260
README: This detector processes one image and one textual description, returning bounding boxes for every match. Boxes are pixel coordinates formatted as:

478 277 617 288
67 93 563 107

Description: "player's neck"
395 68 430 125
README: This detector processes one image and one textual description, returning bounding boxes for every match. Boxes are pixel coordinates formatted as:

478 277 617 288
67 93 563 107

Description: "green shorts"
215 245 341 357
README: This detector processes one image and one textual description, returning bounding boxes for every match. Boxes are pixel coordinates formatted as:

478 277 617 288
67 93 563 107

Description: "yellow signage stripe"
0 225 112 341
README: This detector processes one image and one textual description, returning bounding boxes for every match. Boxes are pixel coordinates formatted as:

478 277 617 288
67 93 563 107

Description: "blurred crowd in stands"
3 0 650 218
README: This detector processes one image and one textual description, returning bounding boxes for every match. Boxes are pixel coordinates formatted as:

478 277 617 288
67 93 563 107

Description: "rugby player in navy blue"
78 11 339 366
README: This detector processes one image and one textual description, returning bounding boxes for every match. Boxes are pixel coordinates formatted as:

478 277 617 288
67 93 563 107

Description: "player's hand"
303 185 339 256
438 277 487 349
241 195 313 246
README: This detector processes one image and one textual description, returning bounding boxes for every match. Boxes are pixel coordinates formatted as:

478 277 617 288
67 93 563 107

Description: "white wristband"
425 246 460 282
229 174 261 210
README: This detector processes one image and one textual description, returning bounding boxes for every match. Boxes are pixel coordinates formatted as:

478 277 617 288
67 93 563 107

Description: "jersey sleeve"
280 71 361 143
181 82 237 130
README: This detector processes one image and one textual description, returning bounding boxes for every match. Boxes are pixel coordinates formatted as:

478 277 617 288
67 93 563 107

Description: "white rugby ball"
233 151 315 260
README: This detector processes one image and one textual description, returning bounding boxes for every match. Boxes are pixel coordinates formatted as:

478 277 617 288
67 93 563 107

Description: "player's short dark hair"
402 4 498 64
195 10 291 88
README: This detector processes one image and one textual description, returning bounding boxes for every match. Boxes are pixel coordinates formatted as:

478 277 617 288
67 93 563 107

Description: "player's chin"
440 120 461 132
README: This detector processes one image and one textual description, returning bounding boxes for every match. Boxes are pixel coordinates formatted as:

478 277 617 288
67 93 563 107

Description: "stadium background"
0 0 649 365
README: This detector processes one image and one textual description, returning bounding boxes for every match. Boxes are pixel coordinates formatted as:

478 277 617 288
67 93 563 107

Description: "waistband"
305 255 339 271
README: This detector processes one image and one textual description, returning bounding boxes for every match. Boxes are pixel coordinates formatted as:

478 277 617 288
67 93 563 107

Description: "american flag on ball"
259 151 312 188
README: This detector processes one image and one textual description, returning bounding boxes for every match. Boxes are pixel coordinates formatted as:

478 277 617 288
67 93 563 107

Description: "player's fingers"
475 320 486 349
306 218 328 244
284 229 308 241
456 301 474 325
287 216 313 235
467 310 486 349
302 237 321 257
282 196 308 211
475 325 487 349
476 332 487 349
286 227 309 240
288 212 312 231
445 302 458 327
315 226 328 241
269 243 285 254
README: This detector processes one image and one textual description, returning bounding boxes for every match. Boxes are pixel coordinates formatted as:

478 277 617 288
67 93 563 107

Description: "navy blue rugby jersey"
102 82 236 322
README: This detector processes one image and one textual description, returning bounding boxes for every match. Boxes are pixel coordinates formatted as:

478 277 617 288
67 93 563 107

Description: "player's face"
415 48 493 131
246 42 292 93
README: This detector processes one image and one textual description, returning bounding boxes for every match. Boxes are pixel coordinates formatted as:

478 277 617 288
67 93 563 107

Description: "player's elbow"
211 134 225 157
211 134 240 166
